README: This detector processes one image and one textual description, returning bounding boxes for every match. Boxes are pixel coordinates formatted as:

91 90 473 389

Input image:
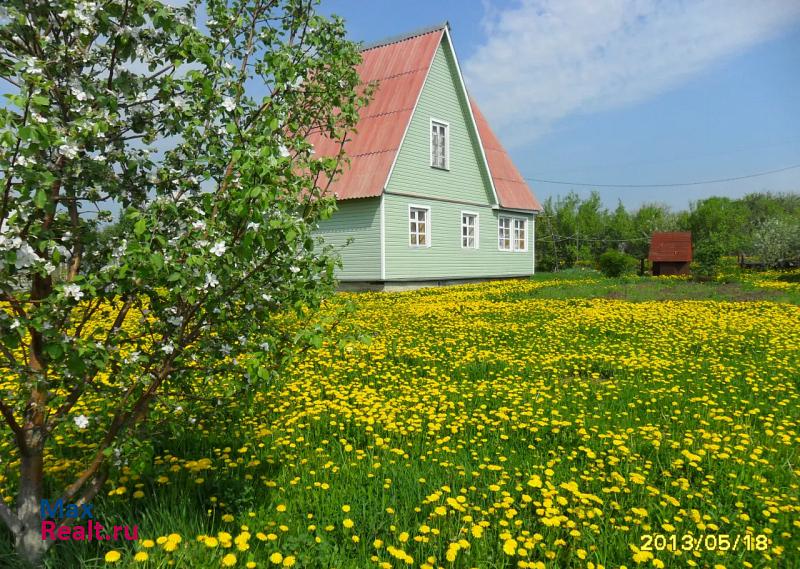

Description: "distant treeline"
534 191 800 271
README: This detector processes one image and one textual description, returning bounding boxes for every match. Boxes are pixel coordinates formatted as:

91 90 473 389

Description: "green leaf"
43 343 63 360
33 189 47 209
150 253 164 271
134 218 147 236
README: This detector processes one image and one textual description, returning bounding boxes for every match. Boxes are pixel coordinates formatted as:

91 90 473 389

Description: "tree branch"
0 501 21 534
59 358 173 503
0 398 25 444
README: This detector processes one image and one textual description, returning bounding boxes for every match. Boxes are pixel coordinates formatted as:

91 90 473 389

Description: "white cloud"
464 0 800 145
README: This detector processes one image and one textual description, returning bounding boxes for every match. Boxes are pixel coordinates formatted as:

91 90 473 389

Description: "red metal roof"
308 28 443 200
470 98 542 211
648 232 693 262
309 25 541 211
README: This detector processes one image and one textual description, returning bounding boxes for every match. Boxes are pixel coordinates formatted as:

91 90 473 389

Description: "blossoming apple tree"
0 0 367 563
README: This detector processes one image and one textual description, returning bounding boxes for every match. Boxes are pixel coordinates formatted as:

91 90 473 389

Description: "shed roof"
648 232 693 262
307 24 541 211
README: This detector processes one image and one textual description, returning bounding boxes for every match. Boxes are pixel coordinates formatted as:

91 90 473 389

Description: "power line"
524 163 800 189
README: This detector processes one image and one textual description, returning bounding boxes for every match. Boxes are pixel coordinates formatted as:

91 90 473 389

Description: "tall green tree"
629 203 677 259
0 0 368 564
688 196 749 254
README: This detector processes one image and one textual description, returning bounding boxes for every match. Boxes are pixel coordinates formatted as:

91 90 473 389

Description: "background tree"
687 196 750 254
752 217 800 266
0 0 368 564
534 190 799 272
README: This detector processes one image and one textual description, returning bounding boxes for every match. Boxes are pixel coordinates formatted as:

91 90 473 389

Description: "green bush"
598 250 637 277
693 240 725 280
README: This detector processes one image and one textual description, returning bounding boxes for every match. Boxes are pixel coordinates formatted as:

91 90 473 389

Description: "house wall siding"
384 194 534 279
316 197 381 281
385 39 496 206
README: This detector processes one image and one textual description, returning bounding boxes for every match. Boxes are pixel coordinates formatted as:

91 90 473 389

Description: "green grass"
1 270 799 568
525 267 800 304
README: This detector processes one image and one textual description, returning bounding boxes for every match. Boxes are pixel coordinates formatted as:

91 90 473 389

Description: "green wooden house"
310 23 542 289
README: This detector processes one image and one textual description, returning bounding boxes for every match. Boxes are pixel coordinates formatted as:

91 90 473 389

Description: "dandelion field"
2 271 799 568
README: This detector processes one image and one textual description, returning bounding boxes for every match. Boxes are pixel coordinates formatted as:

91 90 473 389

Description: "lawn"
2 271 799 568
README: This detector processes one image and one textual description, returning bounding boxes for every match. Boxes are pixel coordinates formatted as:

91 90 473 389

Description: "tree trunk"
15 436 50 567
15 272 52 567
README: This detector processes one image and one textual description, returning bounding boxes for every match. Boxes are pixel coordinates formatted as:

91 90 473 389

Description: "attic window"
430 120 448 169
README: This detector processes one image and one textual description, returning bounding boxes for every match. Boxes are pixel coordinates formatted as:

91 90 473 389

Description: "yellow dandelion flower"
503 538 517 556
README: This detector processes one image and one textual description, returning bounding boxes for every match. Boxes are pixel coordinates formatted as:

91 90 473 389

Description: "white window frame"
461 211 479 249
513 218 528 253
430 118 449 170
498 215 528 252
498 216 512 251
408 204 432 248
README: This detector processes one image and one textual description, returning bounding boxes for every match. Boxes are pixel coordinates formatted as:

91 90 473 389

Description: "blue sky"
322 0 800 211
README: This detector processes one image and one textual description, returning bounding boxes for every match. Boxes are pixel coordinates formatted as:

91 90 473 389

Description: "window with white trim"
409 206 430 247
514 218 527 252
498 217 511 251
499 216 527 252
430 120 448 169
461 212 478 249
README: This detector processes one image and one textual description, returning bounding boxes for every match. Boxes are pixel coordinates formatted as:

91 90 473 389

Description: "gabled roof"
308 24 541 212
648 232 693 262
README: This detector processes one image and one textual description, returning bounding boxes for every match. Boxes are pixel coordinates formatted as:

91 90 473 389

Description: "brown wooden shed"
649 232 692 276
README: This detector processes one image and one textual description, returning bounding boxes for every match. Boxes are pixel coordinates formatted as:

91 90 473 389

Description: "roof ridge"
360 22 449 52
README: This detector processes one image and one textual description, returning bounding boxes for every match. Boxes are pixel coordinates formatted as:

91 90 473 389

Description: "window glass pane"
432 122 447 168
462 214 477 248
410 207 430 246
513 219 526 251
498 217 508 250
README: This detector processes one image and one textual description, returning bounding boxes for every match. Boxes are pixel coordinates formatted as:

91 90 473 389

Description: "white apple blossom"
72 87 88 101
221 96 236 112
210 241 226 256
204 272 219 288
62 283 84 301
58 144 79 159
24 57 41 74
14 243 39 269
73 414 89 429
